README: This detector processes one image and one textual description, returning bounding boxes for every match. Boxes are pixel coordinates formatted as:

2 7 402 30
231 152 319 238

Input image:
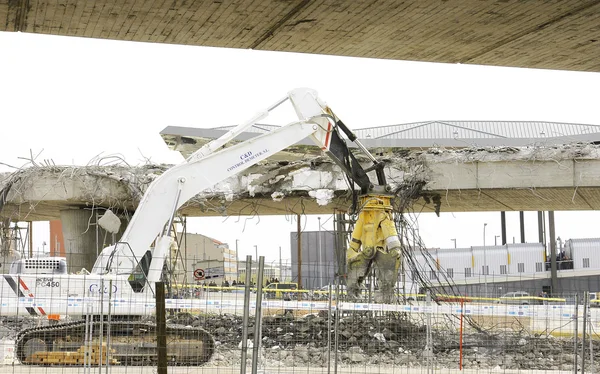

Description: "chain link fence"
1 256 600 374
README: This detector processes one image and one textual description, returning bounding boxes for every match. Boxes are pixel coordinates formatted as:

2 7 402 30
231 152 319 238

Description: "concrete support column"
519 211 525 243
60 209 99 273
548 211 558 292
500 212 507 245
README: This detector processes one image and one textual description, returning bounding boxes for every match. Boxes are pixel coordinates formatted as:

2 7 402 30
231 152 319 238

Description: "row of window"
415 258 591 280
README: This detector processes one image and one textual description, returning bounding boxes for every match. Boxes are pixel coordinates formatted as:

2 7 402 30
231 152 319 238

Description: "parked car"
264 282 299 300
498 291 539 305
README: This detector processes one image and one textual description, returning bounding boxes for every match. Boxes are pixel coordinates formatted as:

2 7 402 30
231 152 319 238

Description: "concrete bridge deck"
2 1 600 72
2 143 600 221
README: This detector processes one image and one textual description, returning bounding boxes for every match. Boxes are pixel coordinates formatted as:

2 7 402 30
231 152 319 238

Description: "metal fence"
1 255 600 374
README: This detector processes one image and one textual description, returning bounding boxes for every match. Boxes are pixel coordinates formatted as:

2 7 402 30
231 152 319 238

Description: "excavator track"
15 319 215 366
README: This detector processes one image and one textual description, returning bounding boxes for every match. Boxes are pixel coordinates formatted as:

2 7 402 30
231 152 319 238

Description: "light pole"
483 223 488 297
450 238 457 248
318 217 323 288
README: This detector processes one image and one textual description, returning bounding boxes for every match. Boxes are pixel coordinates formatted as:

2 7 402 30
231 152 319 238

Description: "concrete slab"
3 144 600 221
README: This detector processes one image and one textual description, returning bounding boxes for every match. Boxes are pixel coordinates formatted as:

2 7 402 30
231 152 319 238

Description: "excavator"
0 88 403 365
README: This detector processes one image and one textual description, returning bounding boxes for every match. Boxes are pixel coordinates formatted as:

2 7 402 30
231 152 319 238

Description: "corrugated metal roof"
212 120 600 140
353 121 600 140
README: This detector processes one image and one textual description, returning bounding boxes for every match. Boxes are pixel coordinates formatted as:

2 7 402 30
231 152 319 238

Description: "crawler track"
16 320 215 366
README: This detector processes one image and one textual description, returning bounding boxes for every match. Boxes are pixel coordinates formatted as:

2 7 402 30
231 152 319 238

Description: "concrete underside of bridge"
1 1 600 72
2 143 600 222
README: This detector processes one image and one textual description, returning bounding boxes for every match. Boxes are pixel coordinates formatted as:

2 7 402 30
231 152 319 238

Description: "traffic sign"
193 268 205 280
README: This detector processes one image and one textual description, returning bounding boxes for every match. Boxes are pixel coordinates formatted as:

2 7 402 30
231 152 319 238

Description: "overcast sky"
1 31 600 263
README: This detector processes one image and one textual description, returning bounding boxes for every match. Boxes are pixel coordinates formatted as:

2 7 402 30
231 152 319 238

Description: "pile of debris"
168 312 596 370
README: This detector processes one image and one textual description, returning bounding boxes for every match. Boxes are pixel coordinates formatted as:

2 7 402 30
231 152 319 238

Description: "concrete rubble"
1 299 599 369
4 142 600 220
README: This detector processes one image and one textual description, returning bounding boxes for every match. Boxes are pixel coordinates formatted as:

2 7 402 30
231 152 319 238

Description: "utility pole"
279 246 282 281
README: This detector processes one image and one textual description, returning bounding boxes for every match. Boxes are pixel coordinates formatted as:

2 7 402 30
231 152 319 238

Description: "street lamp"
450 239 457 248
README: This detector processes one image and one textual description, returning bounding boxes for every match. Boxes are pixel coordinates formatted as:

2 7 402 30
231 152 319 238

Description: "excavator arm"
93 88 401 300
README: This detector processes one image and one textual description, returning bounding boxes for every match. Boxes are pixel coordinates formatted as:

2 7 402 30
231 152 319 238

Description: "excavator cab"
127 250 152 292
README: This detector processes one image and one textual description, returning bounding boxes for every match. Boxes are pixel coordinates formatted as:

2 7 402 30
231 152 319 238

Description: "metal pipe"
240 256 252 374
251 257 265 374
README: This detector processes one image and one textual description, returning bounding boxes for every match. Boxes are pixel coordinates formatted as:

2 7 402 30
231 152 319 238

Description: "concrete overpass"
1 1 600 72
2 142 600 222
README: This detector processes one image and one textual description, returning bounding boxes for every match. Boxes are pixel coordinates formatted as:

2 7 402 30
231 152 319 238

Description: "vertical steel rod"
251 257 265 374
240 256 252 374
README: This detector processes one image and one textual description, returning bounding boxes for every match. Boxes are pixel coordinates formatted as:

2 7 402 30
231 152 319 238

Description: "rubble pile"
168 312 596 370
2 313 599 370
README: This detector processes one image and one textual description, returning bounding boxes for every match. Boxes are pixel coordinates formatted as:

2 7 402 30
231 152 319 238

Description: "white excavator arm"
92 88 368 290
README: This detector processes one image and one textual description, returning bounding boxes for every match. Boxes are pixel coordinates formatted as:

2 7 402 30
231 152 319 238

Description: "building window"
464 268 472 278
535 262 543 272
583 258 590 268
482 265 489 276
447 268 454 279
500 265 507 275
518 263 525 273
429 270 437 280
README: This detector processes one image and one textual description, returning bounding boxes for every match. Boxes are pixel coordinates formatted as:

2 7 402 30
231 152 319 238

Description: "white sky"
1 31 600 263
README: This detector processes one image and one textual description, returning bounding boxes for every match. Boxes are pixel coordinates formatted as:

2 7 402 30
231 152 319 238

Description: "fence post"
327 283 332 374
574 293 580 374
98 279 105 374
425 291 433 374
459 300 464 370
251 256 265 374
240 256 253 374
582 292 589 374
156 281 167 374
